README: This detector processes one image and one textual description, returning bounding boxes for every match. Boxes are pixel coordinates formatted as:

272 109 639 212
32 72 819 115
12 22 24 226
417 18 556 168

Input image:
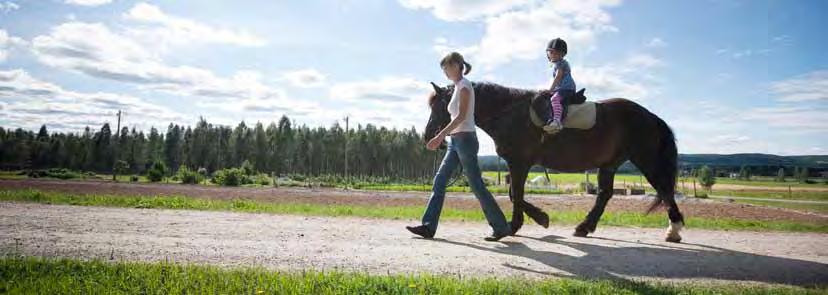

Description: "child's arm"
549 67 565 91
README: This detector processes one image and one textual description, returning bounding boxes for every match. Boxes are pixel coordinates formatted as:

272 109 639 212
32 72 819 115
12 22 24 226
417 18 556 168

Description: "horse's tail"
645 113 678 214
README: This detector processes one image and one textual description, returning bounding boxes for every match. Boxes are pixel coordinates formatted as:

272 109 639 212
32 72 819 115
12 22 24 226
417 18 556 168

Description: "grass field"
482 172 828 188
2 256 821 295
2 189 825 233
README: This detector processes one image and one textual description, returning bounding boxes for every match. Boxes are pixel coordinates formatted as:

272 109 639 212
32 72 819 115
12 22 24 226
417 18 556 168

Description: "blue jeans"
421 132 511 236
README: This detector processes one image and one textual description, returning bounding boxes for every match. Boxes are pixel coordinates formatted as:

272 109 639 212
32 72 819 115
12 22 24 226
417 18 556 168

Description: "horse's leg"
508 164 530 234
574 167 616 237
655 171 684 243
523 198 550 228
633 157 684 243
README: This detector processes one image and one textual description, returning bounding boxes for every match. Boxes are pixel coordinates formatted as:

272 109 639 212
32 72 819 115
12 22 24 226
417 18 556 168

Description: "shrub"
130 175 139 182
697 165 716 190
251 173 271 186
147 161 166 182
212 168 246 186
114 160 130 178
27 168 81 179
177 165 203 184
240 160 255 176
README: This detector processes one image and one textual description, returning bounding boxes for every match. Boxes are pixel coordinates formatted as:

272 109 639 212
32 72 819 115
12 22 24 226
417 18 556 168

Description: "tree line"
0 116 442 181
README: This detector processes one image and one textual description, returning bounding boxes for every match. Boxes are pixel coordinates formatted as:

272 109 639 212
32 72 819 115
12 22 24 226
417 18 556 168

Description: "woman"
406 52 511 242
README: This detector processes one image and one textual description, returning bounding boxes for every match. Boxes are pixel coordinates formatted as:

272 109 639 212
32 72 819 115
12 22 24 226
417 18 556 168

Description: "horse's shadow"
431 235 828 287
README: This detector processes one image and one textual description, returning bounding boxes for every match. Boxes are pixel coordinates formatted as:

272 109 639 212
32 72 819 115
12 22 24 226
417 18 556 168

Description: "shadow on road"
432 234 828 287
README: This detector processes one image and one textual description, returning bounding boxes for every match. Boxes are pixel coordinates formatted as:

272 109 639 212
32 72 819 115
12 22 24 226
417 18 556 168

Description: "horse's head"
424 82 452 148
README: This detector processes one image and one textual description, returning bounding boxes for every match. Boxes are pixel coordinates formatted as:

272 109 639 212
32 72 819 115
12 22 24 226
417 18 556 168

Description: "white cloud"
30 22 285 104
398 0 531 21
532 54 661 101
64 0 111 6
0 29 26 63
769 70 828 102
328 76 432 129
0 1 19 13
645 37 667 48
420 0 621 70
0 69 188 132
625 53 664 68
123 2 266 49
281 69 326 88
742 106 828 133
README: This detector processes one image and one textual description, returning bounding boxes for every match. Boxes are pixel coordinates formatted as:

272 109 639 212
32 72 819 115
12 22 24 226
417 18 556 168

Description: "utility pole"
113 110 121 182
344 116 349 186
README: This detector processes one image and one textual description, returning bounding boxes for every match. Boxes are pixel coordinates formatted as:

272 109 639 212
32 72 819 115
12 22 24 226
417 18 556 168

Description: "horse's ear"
430 82 441 94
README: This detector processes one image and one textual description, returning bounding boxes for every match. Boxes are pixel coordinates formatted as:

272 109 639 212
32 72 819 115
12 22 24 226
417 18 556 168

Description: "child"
543 38 577 133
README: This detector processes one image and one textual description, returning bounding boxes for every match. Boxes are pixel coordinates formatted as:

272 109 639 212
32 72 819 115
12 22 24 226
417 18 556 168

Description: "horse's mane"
471 82 538 104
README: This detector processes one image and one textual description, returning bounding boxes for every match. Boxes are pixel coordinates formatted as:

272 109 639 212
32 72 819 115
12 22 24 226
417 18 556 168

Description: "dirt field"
2 202 826 287
1 179 826 224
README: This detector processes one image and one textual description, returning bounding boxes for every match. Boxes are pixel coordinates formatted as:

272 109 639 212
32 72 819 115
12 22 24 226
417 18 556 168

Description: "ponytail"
463 61 472 75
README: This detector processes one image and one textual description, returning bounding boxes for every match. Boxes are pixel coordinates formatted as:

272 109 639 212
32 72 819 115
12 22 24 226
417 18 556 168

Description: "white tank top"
447 78 476 134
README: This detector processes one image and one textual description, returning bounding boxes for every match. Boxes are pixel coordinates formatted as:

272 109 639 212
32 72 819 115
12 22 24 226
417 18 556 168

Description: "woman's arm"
427 87 471 150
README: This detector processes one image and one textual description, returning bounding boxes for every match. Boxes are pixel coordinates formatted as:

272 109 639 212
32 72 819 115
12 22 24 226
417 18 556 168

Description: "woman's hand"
426 135 444 151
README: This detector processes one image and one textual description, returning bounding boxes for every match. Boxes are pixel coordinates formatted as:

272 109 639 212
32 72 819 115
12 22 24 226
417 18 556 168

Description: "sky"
0 0 826 156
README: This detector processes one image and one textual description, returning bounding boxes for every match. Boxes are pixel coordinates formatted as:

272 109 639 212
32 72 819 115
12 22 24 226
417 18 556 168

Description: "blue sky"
1 0 825 155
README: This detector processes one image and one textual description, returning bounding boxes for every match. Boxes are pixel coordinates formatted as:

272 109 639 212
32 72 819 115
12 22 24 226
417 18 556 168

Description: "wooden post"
693 178 697 197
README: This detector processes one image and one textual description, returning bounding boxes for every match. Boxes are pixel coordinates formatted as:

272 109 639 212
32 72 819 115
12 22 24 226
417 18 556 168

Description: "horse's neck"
474 87 534 140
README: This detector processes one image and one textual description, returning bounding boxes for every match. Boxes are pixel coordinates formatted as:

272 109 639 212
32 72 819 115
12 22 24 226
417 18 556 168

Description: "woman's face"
547 49 562 62
441 62 461 81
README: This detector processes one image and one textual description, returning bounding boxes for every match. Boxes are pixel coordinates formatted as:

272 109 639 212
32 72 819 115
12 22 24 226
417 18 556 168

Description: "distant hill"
479 154 828 175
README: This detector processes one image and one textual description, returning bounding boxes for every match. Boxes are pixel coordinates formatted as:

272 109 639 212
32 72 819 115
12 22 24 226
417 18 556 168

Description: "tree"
776 168 785 182
698 165 716 190
114 160 130 181
799 167 810 183
738 165 751 181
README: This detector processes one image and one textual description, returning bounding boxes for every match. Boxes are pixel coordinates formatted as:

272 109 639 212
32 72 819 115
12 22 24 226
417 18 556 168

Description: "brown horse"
424 82 685 242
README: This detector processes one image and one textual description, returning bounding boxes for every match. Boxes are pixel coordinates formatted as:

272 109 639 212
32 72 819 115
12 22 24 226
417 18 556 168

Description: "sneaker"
406 225 434 239
543 120 563 133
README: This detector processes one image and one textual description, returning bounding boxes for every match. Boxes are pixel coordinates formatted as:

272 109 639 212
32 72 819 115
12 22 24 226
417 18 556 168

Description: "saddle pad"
530 101 597 130
563 102 597 129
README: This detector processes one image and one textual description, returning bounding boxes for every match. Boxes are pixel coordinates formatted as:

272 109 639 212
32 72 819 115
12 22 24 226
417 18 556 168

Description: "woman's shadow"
431 234 828 287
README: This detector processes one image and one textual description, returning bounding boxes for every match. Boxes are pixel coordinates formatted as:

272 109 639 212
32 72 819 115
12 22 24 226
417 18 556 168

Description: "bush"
697 165 715 190
147 161 166 182
240 160 255 176
212 168 246 186
130 175 139 182
114 160 130 177
177 165 203 184
251 173 271 186
27 168 81 179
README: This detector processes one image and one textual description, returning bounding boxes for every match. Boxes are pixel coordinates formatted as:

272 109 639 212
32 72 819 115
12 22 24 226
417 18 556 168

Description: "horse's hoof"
665 236 682 243
573 230 589 237
537 214 550 229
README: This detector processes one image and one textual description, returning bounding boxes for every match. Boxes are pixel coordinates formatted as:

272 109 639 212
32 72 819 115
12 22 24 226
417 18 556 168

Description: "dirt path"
2 179 826 223
1 202 826 287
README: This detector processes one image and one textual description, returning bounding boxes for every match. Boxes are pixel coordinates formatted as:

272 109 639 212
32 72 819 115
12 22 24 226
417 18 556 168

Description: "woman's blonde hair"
440 52 472 75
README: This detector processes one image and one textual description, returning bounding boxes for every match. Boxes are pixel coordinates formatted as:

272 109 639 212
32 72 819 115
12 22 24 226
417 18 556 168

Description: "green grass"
707 190 828 202
481 172 828 189
1 189 826 233
0 256 822 295
354 184 564 194
729 199 828 214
